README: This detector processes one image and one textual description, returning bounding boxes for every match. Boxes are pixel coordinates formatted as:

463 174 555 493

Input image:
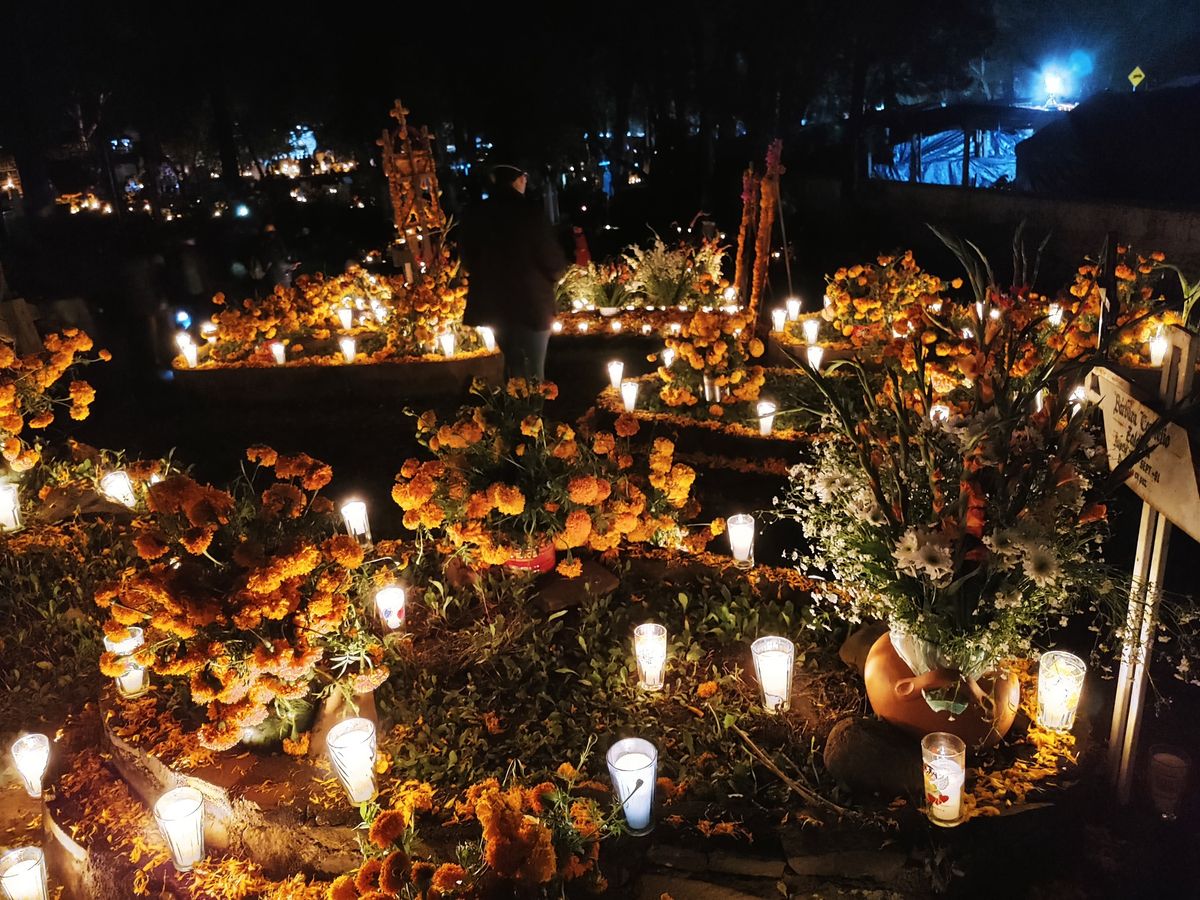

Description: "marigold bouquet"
96 447 386 750
656 309 766 413
393 379 709 572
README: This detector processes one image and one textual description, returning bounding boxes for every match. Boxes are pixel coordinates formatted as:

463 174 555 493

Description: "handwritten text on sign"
1092 367 1200 544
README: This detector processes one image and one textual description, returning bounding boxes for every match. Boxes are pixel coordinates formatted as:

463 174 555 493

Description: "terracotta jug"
864 630 1019 750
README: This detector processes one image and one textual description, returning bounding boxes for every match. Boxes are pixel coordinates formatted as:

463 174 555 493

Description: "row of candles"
0 470 143 534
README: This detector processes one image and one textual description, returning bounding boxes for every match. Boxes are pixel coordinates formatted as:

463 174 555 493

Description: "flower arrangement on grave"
775 236 1117 743
392 379 710 575
624 235 728 310
95 447 386 751
555 259 634 313
656 309 766 414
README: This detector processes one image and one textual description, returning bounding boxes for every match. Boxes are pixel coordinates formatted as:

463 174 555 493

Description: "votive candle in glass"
0 847 47 900
154 786 206 871
0 483 20 531
339 336 356 363
337 307 354 330
1048 303 1063 326
929 403 951 425
1150 331 1169 367
578 321 589 333
1036 650 1086 732
661 347 675 367
10 734 49 799
327 717 377 804
806 345 825 370
922 732 966 826
611 320 622 333
180 341 198 368
823 293 832 309
1149 745 1191 821
200 321 218 344
641 324 652 334
552 320 563 334
341 499 372 546
757 400 776 436
727 513 755 569
633 623 667 691
438 332 456 357
104 626 149 697
269 341 286 365
607 360 624 390
100 470 137 508
478 326 496 352
606 738 657 835
374 585 406 631
621 380 639 412
669 323 682 335
771 308 787 333
751 636 794 712
786 297 801 320
802 318 820 344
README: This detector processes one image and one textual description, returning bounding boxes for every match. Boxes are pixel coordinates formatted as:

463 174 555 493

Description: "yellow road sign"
1129 66 1146 88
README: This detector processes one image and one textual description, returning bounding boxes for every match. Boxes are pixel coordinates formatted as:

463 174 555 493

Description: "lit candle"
438 332 456 357
374 585 406 631
1069 383 1086 415
200 322 218 344
341 499 372 546
10 734 49 799
0 847 47 900
633 623 667 691
1047 303 1063 326
975 300 985 320
269 341 286 365
727 513 755 569
339 336 356 363
337 307 354 330
641 324 652 334
802 318 820 344
181 341 198 368
327 717 377 804
175 332 193 354
552 321 563 334
805 345 824 370
578 321 589 333
756 400 776 436
1036 650 1086 731
1150 331 1169 366
989 307 1001 321
100 471 137 508
771 308 787 333
823 293 832 309
0 483 21 531
611 320 622 333
154 786 206 871
661 347 675 367
922 732 966 826
607 360 624 390
786 297 801 320
751 636 794 712
1034 389 1046 413
621 380 639 412
478 326 496 351
606 738 657 834
929 403 951 425
669 323 681 335
104 626 149 697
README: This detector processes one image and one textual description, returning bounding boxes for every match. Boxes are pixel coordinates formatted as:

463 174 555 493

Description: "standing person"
461 165 565 381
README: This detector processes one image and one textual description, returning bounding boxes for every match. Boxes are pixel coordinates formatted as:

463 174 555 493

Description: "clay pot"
503 542 556 575
863 631 1020 751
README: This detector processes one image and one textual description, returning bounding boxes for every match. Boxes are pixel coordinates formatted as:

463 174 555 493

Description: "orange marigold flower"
411 861 436 885
133 530 170 560
430 863 468 895
697 680 719 699
380 849 411 893
246 445 278 467
354 858 383 893
556 762 579 781
323 533 365 569
556 558 583 578
369 809 408 849
525 782 557 815
614 414 639 437
328 874 357 900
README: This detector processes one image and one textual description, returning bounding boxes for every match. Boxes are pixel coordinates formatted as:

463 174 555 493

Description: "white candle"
1036 650 1086 731
606 738 657 834
669 323 681 335
339 336 357 363
269 341 286 365
154 786 206 871
10 734 49 799
621 380 639 412
641 324 652 334
723 287 738 302
327 717 377 804
771 308 787 333
1047 303 1063 326
822 293 832 309
786 297 801 320
0 847 47 900
802 318 820 344
337 307 354 330
611 320 622 333
105 626 149 697
727 513 755 568
374 585 406 631
751 636 794 712
756 400 776 436
0 483 21 531
1150 332 1169 366
438 332 456 357
100 470 137 508
200 321 218 343
181 342 198 368
175 332 193 353
552 320 563 333
806 345 824 370
607 360 624 390
478 326 496 351
922 732 966 826
975 300 985 320
929 403 951 425
340 500 372 545
578 321 589 333
661 347 675 368
633 623 667 691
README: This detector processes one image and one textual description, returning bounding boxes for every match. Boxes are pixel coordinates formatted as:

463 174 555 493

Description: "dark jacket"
461 187 565 330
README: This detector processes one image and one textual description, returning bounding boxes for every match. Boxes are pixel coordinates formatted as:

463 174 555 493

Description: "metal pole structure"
775 191 794 302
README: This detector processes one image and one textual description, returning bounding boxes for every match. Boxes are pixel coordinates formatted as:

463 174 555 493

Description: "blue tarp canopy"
872 128 1031 187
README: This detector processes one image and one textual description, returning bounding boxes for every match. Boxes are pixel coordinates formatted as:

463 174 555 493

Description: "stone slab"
535 559 620 612
786 849 906 882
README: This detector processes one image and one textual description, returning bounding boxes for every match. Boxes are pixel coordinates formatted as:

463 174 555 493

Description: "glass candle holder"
10 734 50 799
340 499 372 546
806 345 825 370
661 347 675 368
771 308 787 333
802 319 820 344
606 737 657 835
104 626 149 698
327 717 377 804
929 403 951 425
786 297 801 320
751 636 794 712
339 336 356 363
1036 650 1086 732
552 321 563 333
621 380 639 412
0 847 47 900
1148 745 1191 821
200 321 218 344
727 513 755 569
1048 303 1063 326
611 320 622 333
438 332 456 356
669 322 681 335
269 341 286 365
922 732 966 827
100 470 137 508
633 623 667 691
1150 332 1168 367
641 324 652 334
478 326 496 351
180 341 198 368
337 308 354 330
607 360 624 390
702 375 725 403
374 585 406 631
756 400 776 436
154 786 206 871
0 483 21 532
578 321 589 333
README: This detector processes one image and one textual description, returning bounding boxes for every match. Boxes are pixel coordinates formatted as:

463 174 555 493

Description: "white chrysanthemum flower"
1023 547 1060 587
894 528 921 556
